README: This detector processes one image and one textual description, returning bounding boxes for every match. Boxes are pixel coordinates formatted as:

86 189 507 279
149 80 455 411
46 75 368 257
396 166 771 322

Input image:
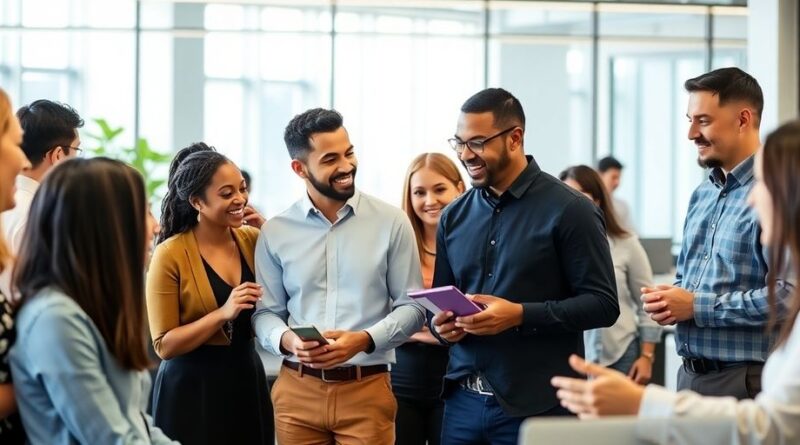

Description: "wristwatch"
641 351 655 363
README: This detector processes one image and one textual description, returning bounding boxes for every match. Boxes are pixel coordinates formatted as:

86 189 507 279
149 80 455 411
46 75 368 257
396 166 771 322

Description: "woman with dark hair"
8 157 174 444
146 143 273 444
552 120 800 444
0 88 31 444
393 153 465 445
559 165 661 384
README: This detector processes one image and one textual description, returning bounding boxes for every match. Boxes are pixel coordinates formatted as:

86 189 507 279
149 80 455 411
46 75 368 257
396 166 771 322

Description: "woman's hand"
217 282 262 321
242 205 266 228
627 356 653 385
551 354 645 418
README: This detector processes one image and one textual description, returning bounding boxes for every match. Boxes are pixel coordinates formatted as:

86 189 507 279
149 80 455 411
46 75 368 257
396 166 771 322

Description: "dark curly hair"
158 142 231 243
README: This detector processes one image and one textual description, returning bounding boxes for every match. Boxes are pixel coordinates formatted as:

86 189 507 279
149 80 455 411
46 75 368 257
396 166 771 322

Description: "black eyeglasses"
447 126 517 155
67 146 83 155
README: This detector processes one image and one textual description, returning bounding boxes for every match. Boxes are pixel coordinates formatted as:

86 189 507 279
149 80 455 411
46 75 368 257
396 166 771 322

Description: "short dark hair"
16 99 84 168
460 88 525 131
597 156 623 173
684 67 764 127
284 108 344 160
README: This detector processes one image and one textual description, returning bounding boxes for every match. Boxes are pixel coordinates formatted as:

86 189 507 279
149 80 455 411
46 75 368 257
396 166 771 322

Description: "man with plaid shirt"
642 67 795 399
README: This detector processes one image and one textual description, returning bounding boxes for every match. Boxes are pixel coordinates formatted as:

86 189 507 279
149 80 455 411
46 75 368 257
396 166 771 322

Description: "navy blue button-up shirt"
433 156 619 416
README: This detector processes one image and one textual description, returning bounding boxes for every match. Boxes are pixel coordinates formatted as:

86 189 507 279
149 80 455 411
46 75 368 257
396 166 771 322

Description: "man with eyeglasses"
429 88 619 444
0 99 84 298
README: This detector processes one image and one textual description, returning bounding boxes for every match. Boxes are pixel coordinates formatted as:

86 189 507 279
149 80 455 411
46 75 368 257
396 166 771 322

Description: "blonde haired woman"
0 88 31 444
393 153 465 445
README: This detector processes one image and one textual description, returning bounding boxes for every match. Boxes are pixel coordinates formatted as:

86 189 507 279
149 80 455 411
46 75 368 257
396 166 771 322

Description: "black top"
432 156 619 417
0 291 25 444
201 252 256 346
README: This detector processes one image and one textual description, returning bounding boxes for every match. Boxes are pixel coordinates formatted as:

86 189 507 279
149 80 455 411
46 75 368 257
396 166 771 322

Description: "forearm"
365 303 425 352
155 310 226 359
694 279 795 328
0 383 17 419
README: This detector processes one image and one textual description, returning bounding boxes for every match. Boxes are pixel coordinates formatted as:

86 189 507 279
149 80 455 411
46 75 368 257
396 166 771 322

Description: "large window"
0 0 747 242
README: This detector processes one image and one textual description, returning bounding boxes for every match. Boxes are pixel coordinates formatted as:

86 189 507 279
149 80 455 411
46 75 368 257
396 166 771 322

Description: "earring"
197 212 201 222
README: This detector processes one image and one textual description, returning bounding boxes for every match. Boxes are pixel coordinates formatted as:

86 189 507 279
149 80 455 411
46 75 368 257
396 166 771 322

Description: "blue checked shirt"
675 155 794 362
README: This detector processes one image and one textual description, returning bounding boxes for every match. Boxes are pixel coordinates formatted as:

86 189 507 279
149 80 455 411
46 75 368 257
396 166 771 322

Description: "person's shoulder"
264 200 306 228
356 192 406 220
234 224 260 244
15 288 86 336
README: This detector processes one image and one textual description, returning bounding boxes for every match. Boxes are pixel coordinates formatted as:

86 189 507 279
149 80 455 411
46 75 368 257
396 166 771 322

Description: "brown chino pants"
271 365 397 445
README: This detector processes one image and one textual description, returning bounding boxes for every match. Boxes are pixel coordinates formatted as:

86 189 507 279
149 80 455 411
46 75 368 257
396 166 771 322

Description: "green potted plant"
86 118 172 200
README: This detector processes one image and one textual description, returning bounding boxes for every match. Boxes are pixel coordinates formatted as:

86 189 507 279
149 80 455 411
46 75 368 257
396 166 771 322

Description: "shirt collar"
481 155 540 202
16 175 40 194
707 155 755 190
302 189 362 220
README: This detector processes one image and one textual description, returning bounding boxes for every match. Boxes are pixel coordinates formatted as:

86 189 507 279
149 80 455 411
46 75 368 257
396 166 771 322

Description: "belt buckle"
320 368 338 383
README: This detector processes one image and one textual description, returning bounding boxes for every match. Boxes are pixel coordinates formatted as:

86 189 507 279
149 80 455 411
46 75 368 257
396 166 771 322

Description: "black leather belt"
282 360 388 382
682 357 759 374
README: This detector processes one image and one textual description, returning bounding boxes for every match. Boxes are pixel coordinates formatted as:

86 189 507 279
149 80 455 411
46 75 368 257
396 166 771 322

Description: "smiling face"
409 166 464 230
294 126 357 203
455 111 519 189
192 162 249 228
687 91 752 171
0 114 29 211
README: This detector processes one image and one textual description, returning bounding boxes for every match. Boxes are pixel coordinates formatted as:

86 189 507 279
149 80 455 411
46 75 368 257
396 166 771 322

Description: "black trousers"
677 361 763 400
395 396 444 445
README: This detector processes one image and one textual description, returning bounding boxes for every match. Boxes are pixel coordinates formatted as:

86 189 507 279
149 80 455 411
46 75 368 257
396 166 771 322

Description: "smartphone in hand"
290 325 330 345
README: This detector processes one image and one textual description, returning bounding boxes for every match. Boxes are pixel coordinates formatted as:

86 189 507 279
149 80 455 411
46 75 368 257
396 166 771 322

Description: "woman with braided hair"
146 143 273 444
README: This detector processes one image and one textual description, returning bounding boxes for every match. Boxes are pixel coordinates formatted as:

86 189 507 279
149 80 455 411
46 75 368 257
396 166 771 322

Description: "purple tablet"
408 285 483 316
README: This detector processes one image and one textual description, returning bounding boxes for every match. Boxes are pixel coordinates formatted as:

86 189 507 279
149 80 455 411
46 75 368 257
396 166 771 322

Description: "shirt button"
490 240 496 246
703 254 709 260
495 208 501 214
711 223 716 229
488 272 493 277
721 192 727 198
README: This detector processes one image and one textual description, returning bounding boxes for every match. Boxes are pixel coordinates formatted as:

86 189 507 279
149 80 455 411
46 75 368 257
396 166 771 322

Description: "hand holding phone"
290 325 330 345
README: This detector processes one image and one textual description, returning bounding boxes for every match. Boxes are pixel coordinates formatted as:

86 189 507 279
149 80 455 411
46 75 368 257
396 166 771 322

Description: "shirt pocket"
715 216 758 265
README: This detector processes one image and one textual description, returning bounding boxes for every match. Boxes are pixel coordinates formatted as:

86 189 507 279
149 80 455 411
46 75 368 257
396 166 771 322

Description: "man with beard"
430 88 619 444
252 108 425 445
641 68 794 398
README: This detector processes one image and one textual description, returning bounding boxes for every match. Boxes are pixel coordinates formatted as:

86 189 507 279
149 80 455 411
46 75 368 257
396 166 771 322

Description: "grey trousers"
677 361 763 400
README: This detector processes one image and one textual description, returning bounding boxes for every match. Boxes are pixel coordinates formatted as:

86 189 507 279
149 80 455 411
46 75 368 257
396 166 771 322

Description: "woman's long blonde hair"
401 153 465 261
0 89 15 272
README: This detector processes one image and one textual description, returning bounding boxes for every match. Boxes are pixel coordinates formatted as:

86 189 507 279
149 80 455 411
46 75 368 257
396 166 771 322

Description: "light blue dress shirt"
9 288 177 445
252 190 425 366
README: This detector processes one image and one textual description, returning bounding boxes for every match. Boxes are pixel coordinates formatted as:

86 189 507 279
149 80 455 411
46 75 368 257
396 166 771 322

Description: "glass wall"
0 0 748 242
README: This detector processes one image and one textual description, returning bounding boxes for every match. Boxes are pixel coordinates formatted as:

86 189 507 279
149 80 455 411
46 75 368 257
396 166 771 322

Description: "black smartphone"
290 325 329 345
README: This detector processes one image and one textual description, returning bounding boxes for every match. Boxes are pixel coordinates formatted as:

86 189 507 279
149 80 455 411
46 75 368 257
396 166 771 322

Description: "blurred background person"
559 165 661 384
0 88 31 444
597 156 634 232
9 157 175 444
0 99 83 298
394 153 464 445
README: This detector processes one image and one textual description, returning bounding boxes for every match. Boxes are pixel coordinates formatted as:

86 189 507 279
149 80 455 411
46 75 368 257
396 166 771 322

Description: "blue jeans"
441 387 571 445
